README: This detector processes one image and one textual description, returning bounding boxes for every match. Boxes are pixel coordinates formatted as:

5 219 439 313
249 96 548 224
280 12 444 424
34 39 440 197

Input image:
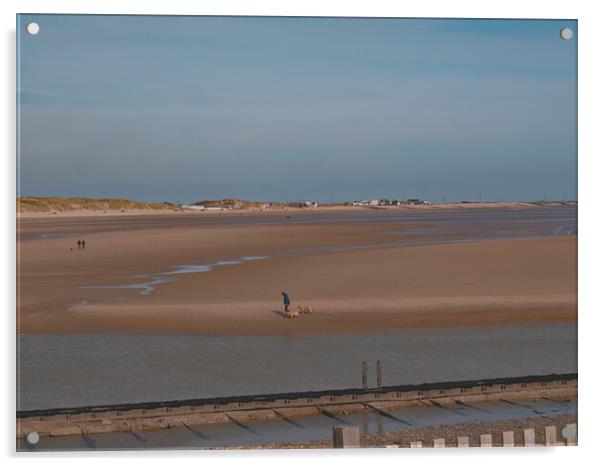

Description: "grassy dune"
17 196 577 214
17 197 177 213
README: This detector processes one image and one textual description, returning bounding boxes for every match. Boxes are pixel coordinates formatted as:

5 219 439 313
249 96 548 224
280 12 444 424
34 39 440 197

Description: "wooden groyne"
17 373 576 439
333 422 578 448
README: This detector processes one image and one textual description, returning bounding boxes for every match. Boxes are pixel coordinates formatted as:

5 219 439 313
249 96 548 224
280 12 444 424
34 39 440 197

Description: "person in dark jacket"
282 292 291 313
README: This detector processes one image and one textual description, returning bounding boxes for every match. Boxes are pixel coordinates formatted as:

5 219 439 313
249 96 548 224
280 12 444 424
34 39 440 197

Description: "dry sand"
17 211 576 335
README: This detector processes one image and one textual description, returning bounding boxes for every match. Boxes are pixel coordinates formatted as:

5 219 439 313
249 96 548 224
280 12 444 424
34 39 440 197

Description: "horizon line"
16 195 578 205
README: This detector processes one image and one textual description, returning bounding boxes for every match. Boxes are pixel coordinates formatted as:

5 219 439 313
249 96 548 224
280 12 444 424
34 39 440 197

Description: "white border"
3 1 601 465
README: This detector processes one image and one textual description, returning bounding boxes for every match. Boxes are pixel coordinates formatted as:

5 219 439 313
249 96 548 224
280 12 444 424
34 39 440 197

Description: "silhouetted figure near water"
77 240 81 250
282 292 290 314
82 240 86 250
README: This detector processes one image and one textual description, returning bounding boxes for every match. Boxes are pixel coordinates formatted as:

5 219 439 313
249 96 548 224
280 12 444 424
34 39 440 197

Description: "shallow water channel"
18 323 576 411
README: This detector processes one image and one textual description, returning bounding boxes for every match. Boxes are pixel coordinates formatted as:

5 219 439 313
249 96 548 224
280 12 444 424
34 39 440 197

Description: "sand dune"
17 195 575 217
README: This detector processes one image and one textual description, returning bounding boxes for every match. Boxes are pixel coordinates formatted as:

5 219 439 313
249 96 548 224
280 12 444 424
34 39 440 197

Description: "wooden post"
480 434 492 447
503 431 515 447
563 423 577 446
376 360 383 388
545 425 557 446
433 438 445 448
333 425 360 448
524 428 536 447
362 361 368 389
410 441 422 448
457 436 469 448
361 411 368 435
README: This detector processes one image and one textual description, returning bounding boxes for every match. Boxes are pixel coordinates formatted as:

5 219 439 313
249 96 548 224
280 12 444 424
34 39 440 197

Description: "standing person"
82 240 86 250
282 292 291 314
77 240 81 250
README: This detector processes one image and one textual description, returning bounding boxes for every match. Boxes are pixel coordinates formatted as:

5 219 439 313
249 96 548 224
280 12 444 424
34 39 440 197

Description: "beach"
14 14 579 453
17 206 576 336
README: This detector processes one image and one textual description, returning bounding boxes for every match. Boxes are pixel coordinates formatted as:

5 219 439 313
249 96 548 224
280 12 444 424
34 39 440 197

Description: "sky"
17 15 577 204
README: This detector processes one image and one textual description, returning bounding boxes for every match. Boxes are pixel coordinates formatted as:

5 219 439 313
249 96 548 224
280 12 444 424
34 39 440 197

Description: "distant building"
188 204 223 211
405 198 432 205
289 200 318 208
378 199 401 206
352 200 380 207
182 204 205 211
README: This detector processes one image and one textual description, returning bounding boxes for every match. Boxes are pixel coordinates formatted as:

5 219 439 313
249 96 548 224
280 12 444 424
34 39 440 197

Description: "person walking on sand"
282 292 291 314
82 240 86 250
77 240 81 250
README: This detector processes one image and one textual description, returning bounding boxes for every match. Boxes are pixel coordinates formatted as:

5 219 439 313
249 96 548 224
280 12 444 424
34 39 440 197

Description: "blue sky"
17 15 577 203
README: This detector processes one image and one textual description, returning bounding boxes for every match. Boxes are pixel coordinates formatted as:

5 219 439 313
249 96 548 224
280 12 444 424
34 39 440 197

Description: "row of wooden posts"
333 423 577 448
362 360 382 389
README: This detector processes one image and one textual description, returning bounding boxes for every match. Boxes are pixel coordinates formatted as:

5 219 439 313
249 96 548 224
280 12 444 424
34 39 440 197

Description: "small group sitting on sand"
281 291 313 318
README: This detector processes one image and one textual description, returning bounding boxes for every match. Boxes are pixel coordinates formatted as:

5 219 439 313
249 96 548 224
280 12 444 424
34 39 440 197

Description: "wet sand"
17 207 577 335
